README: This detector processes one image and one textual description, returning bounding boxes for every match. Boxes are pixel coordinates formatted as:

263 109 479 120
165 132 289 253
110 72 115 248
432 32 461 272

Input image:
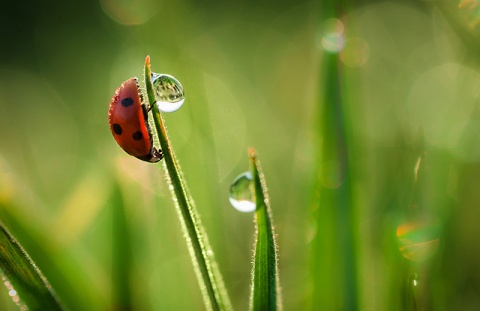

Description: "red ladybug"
108 77 162 163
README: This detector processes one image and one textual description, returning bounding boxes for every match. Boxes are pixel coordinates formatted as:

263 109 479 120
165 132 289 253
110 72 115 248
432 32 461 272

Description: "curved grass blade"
144 56 232 311
249 148 281 311
0 223 64 311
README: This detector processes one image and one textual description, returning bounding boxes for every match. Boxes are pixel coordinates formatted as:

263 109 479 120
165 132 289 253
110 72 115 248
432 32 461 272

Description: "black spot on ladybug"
132 131 143 140
112 123 123 135
121 97 134 107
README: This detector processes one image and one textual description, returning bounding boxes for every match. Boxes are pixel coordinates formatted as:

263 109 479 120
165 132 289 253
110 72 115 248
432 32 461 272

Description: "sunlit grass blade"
248 148 281 311
0 223 64 311
144 55 232 311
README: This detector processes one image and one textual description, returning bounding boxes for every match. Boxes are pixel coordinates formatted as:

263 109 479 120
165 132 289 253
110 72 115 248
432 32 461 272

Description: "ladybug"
108 77 163 163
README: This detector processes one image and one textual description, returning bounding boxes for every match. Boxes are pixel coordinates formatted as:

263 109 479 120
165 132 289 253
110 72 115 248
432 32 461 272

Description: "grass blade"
0 223 64 311
144 55 232 311
111 182 133 311
249 149 281 311
309 2 358 308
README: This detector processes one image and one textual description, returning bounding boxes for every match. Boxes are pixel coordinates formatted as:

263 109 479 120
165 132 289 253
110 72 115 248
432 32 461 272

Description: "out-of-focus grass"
0 223 64 310
0 0 480 310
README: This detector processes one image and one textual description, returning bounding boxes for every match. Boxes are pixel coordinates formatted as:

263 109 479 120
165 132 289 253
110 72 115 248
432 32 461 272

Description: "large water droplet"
151 73 185 112
396 216 440 262
229 172 256 213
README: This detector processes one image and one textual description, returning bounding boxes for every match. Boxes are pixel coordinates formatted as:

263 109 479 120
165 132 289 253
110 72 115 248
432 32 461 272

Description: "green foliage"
249 149 281 311
110 182 133 310
1 0 480 310
0 223 64 310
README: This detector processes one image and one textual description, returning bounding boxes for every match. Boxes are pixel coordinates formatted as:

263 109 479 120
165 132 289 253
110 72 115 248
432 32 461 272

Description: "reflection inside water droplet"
151 73 185 112
229 171 256 212
396 217 440 262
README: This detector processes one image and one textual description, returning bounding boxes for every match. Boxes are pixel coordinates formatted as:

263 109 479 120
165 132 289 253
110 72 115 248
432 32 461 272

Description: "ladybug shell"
108 78 162 163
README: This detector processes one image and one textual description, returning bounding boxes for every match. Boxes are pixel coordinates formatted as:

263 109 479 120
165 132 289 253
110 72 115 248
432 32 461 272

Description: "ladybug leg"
141 104 151 118
135 147 163 163
143 103 156 113
153 147 164 161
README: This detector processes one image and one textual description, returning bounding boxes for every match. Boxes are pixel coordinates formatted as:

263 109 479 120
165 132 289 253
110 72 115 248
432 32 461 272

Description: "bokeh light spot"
320 18 346 53
406 63 480 149
340 37 370 67
318 160 345 189
100 0 158 25
396 217 440 262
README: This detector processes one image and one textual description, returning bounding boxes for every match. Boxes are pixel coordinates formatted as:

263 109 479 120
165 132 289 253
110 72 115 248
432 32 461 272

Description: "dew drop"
396 216 440 262
410 273 419 287
229 171 256 213
151 73 185 112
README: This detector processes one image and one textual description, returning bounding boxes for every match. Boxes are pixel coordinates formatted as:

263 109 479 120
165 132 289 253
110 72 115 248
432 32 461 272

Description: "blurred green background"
1 0 480 310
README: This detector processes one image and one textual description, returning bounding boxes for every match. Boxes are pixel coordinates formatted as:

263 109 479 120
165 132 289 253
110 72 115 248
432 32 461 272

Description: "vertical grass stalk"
144 56 232 311
249 148 281 311
309 1 358 309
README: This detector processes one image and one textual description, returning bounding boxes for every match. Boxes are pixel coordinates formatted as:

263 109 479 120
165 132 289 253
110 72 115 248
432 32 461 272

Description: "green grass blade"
111 182 133 311
309 2 358 308
0 223 64 311
249 149 281 311
144 56 232 311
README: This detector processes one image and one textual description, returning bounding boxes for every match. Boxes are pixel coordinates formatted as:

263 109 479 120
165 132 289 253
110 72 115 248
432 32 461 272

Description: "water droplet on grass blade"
229 172 256 212
151 73 185 112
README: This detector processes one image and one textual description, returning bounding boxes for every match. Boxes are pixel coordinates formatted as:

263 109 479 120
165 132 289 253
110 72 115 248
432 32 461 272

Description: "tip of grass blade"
145 55 152 87
144 55 232 311
248 150 282 311
144 55 156 112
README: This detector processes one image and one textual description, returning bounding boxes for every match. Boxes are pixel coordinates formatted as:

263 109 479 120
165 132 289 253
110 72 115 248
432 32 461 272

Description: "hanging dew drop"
229 171 256 213
151 73 185 112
